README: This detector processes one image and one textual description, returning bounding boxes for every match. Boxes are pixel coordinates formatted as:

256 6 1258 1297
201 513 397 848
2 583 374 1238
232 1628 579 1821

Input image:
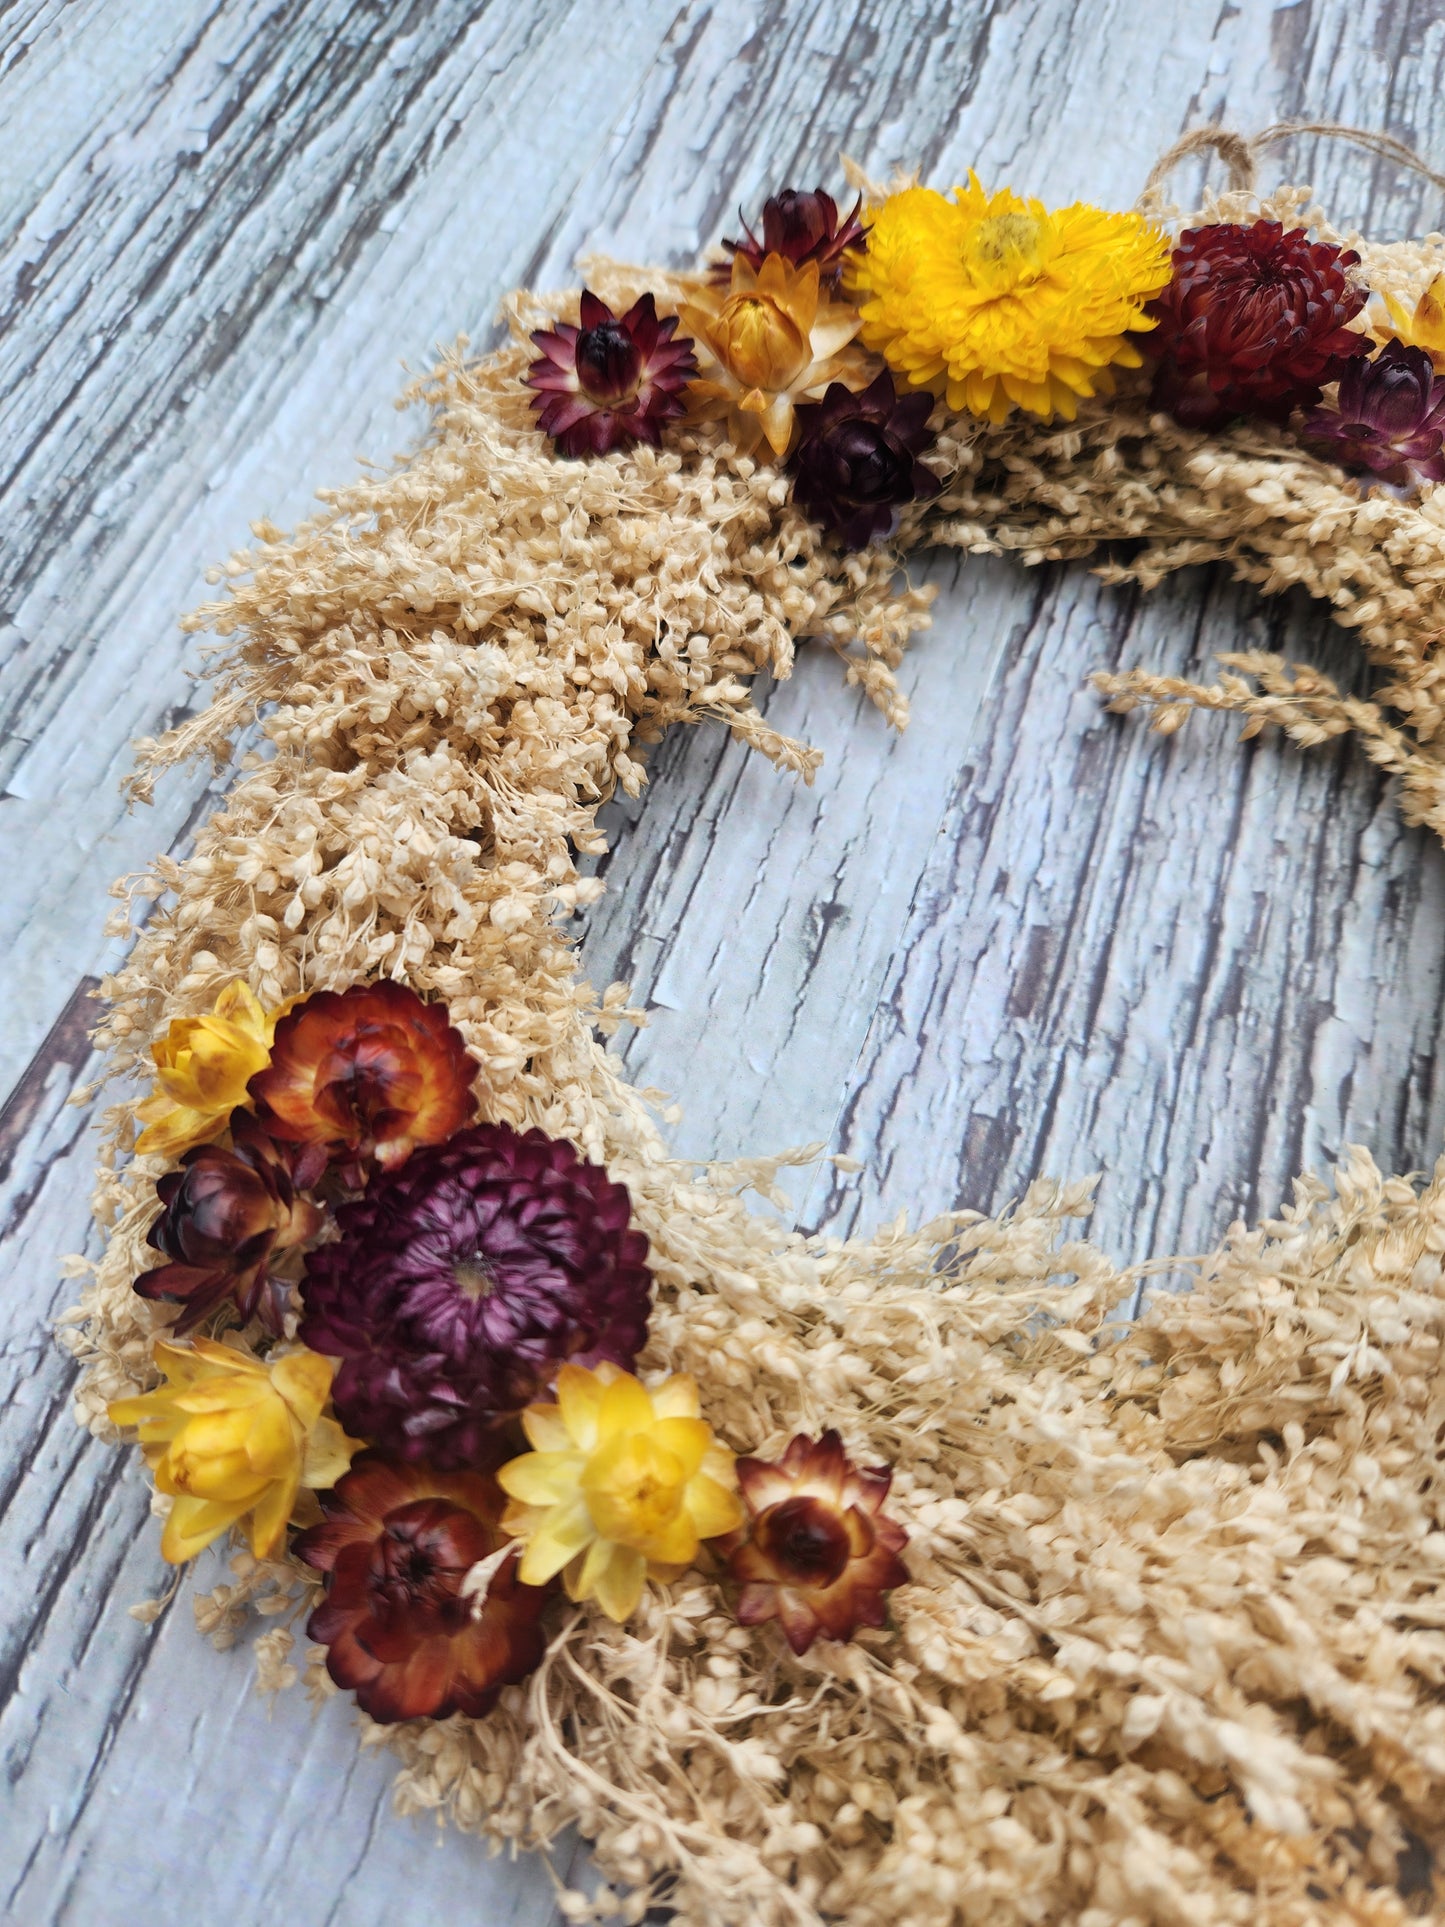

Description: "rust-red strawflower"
249 981 478 1187
294 1453 551 1723
723 1429 908 1654
1146 220 1371 429
1302 339 1445 489
527 291 697 458
715 187 867 284
134 1110 322 1334
298 1122 653 1469
789 370 941 547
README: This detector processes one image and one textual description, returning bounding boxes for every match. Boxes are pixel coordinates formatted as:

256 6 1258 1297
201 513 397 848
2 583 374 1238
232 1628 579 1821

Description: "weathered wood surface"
5 1 1445 1920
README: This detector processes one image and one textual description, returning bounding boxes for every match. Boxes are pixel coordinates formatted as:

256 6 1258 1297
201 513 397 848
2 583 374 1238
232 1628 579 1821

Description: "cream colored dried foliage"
62 188 1445 1925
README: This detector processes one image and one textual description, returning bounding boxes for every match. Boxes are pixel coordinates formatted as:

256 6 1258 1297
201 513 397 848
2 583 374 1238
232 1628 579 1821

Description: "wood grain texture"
5 1 1445 1921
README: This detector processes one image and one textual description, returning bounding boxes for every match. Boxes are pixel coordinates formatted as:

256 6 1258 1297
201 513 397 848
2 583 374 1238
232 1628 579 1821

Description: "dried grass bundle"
61 191 1445 1924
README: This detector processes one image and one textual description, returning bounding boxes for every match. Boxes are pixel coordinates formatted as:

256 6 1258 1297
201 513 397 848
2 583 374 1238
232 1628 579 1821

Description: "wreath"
65 125 1445 1925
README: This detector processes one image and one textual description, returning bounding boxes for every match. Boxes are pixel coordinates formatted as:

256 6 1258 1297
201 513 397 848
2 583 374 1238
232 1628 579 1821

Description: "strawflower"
498 1362 742 1622
249 979 478 1185
135 980 274 1159
846 176 1171 423
716 186 866 284
295 1453 552 1724
1302 339 1445 490
1146 220 1370 429
299 1123 654 1468
722 1429 908 1654
680 253 864 459
789 370 941 547
1374 272 1445 367
107 1338 358 1563
527 291 697 458
135 1110 323 1333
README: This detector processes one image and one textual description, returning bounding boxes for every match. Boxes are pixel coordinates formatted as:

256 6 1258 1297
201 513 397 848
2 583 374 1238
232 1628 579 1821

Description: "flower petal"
585 1540 647 1621
161 1494 248 1563
649 1373 701 1421
517 1500 595 1585
497 1450 583 1506
595 1370 656 1442
685 1472 744 1541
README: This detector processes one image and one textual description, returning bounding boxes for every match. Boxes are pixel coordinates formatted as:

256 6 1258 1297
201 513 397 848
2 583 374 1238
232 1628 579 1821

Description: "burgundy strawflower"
789 370 941 547
527 291 697 458
134 1110 322 1334
715 187 867 284
722 1429 909 1655
295 1453 551 1723
249 980 479 1187
1146 220 1371 430
1301 339 1445 489
298 1123 653 1468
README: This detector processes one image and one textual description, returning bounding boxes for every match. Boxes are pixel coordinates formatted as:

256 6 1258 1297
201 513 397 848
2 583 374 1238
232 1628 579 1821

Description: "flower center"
453 1251 497 1301
756 1495 852 1588
964 211 1046 294
830 421 899 502
718 294 808 389
581 1433 687 1546
575 320 643 406
368 1498 475 1634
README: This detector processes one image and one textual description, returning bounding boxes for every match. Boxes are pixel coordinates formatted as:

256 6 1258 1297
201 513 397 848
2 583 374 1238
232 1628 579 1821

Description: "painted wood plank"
5 1 1444 1923
797 568 1445 1264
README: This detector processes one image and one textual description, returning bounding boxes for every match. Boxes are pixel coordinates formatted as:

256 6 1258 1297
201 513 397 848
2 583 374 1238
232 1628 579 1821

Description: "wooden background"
5 2 1445 1920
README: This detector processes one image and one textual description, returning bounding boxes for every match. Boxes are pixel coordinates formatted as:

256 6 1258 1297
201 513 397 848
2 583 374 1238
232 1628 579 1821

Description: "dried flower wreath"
62 124 1445 1925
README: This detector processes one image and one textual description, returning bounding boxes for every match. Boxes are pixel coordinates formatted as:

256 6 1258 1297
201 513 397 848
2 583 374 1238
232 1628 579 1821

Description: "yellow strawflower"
846 175 1172 423
1376 273 1445 367
134 980 274 1159
497 1361 742 1622
108 1338 358 1563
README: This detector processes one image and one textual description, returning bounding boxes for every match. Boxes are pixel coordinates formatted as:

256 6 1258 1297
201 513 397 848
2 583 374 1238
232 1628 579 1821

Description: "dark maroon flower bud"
298 1122 654 1468
134 1110 323 1333
1146 220 1371 430
527 291 697 458
295 1453 552 1723
722 1429 909 1655
717 187 867 283
788 370 942 548
1302 339 1445 489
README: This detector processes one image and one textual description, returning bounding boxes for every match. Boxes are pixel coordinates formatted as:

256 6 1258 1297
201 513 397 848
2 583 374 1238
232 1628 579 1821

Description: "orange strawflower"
680 254 865 458
249 979 479 1185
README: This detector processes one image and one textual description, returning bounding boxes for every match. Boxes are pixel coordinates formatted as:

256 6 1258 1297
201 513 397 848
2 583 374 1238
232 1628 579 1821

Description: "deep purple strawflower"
527 291 697 458
134 1111 322 1333
298 1122 653 1468
788 370 941 547
1147 221 1371 430
1301 339 1445 489
716 187 867 283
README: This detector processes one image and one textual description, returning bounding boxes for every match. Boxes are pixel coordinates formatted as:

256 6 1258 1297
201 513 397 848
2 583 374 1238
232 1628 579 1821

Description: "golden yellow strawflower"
846 175 1172 423
1376 273 1445 367
497 1361 742 1622
108 1338 358 1563
134 980 274 1159
680 253 864 458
